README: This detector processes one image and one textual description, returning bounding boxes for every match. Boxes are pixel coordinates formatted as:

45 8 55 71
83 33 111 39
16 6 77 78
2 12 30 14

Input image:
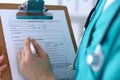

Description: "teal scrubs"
75 0 120 80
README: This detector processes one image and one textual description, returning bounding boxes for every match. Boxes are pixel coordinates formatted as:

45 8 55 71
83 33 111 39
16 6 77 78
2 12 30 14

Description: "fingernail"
0 55 4 60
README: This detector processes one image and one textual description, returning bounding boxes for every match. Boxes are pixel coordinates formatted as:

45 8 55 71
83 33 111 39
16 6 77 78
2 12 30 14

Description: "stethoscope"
68 0 101 71
68 0 119 72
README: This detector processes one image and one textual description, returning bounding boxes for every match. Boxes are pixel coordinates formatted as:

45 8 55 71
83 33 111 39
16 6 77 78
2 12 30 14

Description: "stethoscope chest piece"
86 45 103 72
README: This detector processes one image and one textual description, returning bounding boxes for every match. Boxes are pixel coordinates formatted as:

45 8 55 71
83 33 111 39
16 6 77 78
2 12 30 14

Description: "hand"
0 55 7 80
17 38 56 80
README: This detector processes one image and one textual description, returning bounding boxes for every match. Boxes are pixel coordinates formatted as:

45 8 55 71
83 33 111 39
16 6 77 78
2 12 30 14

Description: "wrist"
47 73 56 80
37 71 56 80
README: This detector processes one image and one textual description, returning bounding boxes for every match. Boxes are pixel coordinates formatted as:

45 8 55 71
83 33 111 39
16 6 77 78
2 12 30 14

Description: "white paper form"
0 9 75 80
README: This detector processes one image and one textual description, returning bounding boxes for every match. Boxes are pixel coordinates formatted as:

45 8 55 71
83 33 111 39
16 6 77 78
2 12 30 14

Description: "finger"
23 38 33 58
0 55 5 64
0 72 1 78
21 49 25 59
0 64 7 72
0 72 2 80
32 38 47 58
0 76 3 80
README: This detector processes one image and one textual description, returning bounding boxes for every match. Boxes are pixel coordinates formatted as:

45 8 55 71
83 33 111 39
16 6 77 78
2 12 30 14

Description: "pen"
30 42 38 56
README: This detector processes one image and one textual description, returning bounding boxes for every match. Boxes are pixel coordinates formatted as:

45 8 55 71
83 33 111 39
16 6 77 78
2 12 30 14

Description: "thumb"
32 39 47 58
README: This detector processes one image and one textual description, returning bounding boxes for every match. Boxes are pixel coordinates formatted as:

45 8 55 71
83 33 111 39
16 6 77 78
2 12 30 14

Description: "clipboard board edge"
0 17 12 80
0 3 77 80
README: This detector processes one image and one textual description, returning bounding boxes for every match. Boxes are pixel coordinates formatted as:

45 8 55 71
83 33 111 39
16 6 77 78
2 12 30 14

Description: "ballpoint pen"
30 42 38 56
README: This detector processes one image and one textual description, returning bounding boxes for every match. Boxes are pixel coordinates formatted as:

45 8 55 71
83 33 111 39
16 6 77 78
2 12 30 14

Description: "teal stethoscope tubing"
70 0 100 70
72 0 120 71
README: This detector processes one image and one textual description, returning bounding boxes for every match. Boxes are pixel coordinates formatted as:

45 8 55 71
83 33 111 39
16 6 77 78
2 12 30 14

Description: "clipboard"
0 3 77 80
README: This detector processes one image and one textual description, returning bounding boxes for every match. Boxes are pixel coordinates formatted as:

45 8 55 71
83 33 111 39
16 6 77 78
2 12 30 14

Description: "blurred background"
0 0 96 47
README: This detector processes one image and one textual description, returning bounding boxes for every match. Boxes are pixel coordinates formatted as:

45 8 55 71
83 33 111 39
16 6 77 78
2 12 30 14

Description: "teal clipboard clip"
16 0 53 19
